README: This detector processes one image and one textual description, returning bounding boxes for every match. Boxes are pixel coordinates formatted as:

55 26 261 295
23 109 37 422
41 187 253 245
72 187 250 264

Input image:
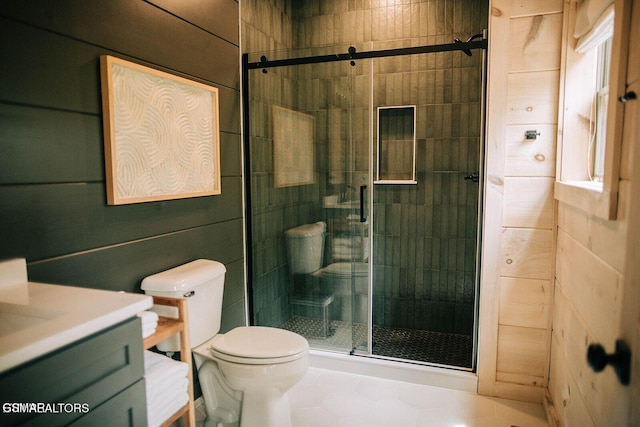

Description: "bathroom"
0 1 639 426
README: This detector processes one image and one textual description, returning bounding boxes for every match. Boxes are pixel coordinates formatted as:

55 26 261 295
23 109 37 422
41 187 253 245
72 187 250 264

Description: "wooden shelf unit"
143 296 195 427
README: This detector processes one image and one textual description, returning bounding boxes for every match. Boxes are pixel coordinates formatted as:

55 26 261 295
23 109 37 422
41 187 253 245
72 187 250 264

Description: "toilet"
315 262 369 323
285 222 369 323
141 259 309 427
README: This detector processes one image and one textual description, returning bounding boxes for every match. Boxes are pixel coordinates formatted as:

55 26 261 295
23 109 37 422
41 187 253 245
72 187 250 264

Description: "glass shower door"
245 49 372 356
367 47 484 369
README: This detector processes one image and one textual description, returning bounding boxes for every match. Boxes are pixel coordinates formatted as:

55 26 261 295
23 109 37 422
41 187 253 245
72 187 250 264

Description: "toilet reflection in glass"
142 260 308 427
285 221 368 325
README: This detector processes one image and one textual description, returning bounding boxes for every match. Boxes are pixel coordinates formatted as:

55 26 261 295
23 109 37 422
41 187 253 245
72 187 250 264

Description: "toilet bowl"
142 260 309 427
193 327 308 427
314 262 369 323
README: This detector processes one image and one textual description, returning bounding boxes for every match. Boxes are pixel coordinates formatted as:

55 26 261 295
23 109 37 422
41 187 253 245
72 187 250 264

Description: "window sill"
554 180 617 220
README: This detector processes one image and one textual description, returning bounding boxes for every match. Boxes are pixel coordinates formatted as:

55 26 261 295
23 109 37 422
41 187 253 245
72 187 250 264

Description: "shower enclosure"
243 35 487 370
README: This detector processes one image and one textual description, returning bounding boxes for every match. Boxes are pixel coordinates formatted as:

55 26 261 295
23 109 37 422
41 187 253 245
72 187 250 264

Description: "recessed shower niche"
376 105 417 184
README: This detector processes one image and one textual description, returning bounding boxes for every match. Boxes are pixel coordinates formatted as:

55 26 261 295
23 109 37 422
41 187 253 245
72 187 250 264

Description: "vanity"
0 258 152 426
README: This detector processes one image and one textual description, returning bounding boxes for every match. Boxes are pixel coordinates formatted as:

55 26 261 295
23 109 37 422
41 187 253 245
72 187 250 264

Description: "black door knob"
587 339 631 386
618 91 637 103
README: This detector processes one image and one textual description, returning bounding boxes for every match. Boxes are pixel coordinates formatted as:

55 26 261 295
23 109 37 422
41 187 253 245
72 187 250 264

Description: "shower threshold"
282 315 473 370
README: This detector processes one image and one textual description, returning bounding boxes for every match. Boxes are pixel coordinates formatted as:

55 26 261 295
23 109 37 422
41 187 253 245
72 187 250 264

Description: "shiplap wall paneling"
549 291 599 427
500 229 554 279
552 278 628 426
557 197 628 279
0 1 239 90
555 230 623 346
506 71 560 124
477 0 510 396
509 0 564 17
496 325 547 385
480 0 562 402
0 1 244 334
549 0 639 424
503 177 554 228
508 12 563 72
504 124 557 177
499 277 550 329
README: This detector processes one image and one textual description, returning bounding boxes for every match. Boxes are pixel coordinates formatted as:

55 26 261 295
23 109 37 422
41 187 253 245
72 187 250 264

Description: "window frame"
555 0 632 220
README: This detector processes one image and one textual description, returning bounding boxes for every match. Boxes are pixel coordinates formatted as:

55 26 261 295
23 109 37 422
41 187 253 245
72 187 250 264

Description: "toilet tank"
285 222 326 274
141 259 226 351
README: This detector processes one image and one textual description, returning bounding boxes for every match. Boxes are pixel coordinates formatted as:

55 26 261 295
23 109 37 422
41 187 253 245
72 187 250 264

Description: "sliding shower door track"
352 352 474 373
245 39 487 70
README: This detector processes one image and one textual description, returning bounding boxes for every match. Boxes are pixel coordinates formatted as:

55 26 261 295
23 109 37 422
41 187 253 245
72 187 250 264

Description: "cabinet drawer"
69 379 147 427
0 317 144 426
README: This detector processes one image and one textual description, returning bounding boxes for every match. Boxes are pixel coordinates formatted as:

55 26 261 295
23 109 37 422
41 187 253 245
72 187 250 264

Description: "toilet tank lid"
141 259 226 292
285 221 326 237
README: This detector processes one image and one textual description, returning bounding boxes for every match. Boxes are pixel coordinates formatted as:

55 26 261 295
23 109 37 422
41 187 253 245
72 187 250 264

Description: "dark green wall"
0 0 245 332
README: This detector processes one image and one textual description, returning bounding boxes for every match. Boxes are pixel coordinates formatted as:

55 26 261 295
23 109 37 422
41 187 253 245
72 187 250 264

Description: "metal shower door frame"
242 35 489 369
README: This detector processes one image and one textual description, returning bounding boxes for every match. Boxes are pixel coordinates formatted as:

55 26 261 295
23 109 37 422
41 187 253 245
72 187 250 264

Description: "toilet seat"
319 262 368 278
317 262 369 296
209 326 308 365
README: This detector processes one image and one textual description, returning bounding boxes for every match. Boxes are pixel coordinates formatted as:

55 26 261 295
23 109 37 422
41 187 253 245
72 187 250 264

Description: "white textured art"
272 106 315 188
101 55 220 205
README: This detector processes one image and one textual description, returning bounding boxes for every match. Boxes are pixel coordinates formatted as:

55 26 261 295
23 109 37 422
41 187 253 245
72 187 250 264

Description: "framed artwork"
100 55 220 205
272 105 315 188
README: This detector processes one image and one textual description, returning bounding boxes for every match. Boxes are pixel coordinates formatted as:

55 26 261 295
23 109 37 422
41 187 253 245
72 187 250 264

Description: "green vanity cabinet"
0 317 147 426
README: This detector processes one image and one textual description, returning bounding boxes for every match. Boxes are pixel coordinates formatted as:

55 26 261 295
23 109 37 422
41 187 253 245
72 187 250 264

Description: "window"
592 37 612 182
555 0 631 220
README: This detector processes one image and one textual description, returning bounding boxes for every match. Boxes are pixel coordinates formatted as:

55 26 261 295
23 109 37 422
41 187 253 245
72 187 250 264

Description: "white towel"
137 311 159 338
143 350 190 427
137 310 159 325
141 321 158 339
146 377 188 426
333 237 359 247
147 378 188 412
145 367 188 392
148 385 189 426
144 350 189 380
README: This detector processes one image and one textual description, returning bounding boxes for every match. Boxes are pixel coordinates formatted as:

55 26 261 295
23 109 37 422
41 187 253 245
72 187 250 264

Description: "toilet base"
194 351 306 427
241 387 293 427
195 359 242 426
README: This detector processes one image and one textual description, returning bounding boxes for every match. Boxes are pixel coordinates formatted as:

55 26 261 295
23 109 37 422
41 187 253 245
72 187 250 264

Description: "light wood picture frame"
100 55 221 205
272 105 315 188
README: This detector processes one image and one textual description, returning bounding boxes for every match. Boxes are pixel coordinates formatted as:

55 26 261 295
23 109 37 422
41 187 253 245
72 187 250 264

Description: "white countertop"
0 259 152 372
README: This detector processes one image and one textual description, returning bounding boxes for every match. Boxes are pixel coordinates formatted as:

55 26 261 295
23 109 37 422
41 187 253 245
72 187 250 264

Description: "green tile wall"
243 0 488 333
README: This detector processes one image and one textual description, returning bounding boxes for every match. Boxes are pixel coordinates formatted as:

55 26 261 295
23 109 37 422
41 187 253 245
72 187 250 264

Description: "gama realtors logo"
2 402 90 414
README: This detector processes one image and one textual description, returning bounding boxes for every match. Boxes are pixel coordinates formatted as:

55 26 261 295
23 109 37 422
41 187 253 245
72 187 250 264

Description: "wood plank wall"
0 0 245 332
479 0 563 401
548 0 638 424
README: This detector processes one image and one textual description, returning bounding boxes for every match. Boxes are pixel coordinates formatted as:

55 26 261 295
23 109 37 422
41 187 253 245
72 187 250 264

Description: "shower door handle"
359 185 367 222
464 173 479 183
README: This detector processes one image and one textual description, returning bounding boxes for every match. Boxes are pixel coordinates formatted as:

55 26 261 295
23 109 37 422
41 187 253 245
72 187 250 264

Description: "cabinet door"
0 318 144 426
